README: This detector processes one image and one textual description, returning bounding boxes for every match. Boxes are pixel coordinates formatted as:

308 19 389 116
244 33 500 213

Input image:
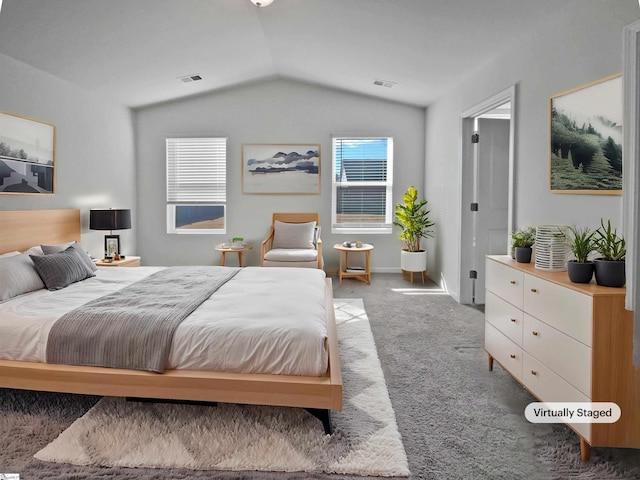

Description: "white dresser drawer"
485 322 523 382
485 291 523 346
523 314 592 397
523 274 592 347
486 258 524 309
522 352 591 441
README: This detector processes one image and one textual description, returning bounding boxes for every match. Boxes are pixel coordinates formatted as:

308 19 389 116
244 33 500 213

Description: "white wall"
134 78 425 269
0 52 137 258
425 0 640 301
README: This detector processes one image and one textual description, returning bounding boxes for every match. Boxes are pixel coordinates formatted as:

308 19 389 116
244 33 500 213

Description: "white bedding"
0 266 329 376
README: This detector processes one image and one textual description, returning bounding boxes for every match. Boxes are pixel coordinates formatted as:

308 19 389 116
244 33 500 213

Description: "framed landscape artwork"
0 111 56 195
550 74 622 194
242 144 320 194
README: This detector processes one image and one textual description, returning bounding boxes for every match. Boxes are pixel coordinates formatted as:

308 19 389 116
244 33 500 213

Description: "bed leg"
305 408 333 434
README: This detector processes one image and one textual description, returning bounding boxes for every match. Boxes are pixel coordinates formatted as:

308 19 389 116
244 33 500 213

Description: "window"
331 137 393 234
166 137 227 234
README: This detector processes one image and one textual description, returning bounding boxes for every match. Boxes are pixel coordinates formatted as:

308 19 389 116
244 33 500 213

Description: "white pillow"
272 221 316 250
0 251 21 258
0 253 45 302
24 246 44 257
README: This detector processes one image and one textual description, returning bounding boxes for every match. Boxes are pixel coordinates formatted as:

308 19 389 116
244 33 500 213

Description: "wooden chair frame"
261 212 323 269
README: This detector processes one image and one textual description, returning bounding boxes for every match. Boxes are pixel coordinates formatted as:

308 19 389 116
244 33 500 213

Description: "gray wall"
0 52 137 258
134 78 425 269
425 0 640 301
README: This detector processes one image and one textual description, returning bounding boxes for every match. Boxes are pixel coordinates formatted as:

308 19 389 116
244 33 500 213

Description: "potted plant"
593 218 626 287
394 186 435 274
511 227 535 263
564 225 596 283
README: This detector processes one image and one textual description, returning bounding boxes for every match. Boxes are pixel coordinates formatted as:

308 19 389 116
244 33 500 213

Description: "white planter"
400 250 427 272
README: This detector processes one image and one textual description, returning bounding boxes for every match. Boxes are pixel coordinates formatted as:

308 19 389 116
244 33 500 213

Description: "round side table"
215 244 253 267
333 243 373 284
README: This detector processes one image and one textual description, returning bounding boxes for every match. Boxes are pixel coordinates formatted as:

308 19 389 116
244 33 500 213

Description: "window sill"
332 227 392 235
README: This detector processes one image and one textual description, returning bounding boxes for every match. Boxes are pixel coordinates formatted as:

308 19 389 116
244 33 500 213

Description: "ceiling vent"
373 79 396 88
178 74 203 83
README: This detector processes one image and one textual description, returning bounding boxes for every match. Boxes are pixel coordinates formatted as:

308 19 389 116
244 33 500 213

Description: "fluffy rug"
34 299 409 477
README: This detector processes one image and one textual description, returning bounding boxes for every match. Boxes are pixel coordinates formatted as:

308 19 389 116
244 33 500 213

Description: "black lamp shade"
90 209 132 231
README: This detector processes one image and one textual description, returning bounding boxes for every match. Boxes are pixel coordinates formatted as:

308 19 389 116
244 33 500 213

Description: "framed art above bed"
0 111 56 195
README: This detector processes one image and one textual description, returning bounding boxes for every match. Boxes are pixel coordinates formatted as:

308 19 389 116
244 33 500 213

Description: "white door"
474 118 510 304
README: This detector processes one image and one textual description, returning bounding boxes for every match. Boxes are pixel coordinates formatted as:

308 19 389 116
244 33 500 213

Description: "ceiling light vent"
373 79 396 88
178 74 203 83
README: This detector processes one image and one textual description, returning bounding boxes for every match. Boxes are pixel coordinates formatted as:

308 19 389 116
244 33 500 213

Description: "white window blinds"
166 137 227 202
332 137 393 233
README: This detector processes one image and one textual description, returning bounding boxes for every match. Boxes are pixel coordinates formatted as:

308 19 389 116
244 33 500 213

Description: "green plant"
393 186 435 252
565 225 596 263
511 227 536 249
593 218 626 261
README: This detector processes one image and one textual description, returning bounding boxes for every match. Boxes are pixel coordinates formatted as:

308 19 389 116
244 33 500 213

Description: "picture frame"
104 235 120 258
550 74 622 194
0 111 56 195
242 144 320 194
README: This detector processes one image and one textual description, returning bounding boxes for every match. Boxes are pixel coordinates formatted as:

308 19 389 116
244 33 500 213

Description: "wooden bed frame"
0 209 342 418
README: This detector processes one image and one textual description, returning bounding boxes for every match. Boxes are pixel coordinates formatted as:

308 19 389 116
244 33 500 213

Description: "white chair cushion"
272 221 316 250
264 248 318 262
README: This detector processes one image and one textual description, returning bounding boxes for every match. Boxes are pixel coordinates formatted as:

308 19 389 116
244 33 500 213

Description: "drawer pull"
531 370 537 376
530 288 538 293
510 318 517 323
510 354 516 359
510 280 516 285
532 331 538 336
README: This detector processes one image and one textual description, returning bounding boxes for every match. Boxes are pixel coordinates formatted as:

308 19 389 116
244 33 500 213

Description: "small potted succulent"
593 218 626 287
564 225 596 283
511 227 535 263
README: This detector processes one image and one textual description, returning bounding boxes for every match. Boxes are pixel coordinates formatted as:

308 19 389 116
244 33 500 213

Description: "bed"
0 209 342 431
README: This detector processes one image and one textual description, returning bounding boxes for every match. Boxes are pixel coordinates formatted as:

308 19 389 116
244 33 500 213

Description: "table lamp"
90 208 131 260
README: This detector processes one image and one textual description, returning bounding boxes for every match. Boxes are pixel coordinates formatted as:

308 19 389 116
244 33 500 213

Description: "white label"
525 402 621 423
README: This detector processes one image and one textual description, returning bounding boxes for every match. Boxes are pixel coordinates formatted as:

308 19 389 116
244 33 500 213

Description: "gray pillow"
0 253 46 302
41 241 97 272
30 246 96 291
272 220 316 250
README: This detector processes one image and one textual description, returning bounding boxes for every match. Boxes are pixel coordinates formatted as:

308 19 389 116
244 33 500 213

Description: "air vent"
373 79 396 88
178 74 203 83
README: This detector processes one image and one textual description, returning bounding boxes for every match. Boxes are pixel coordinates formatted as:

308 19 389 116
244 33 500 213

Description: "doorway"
458 86 516 305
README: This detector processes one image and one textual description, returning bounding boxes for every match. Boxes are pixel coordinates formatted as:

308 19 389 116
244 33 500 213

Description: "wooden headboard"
0 209 81 254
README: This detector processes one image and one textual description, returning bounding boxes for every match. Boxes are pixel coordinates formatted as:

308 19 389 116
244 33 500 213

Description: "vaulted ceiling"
0 0 575 109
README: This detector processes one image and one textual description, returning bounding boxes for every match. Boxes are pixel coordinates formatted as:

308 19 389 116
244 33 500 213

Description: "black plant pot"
514 247 532 263
594 259 626 288
567 260 594 284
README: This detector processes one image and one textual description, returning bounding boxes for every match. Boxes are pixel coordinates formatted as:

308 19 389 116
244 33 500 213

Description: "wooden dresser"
484 255 640 461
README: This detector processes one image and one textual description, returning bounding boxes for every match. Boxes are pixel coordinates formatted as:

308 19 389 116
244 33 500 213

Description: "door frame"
622 20 640 364
457 85 517 304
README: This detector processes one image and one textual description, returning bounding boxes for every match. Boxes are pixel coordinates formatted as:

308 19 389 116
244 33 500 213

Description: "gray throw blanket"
46 266 240 373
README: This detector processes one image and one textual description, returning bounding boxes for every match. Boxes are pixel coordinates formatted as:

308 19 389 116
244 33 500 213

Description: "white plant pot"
400 250 427 272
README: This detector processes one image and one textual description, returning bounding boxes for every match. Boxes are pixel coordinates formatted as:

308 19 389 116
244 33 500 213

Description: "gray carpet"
1 273 640 479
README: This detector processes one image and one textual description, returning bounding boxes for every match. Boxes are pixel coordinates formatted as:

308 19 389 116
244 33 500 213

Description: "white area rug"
35 299 409 477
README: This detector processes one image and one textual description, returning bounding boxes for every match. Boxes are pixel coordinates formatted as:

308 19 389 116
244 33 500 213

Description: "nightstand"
334 243 373 284
215 244 253 267
94 256 141 267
